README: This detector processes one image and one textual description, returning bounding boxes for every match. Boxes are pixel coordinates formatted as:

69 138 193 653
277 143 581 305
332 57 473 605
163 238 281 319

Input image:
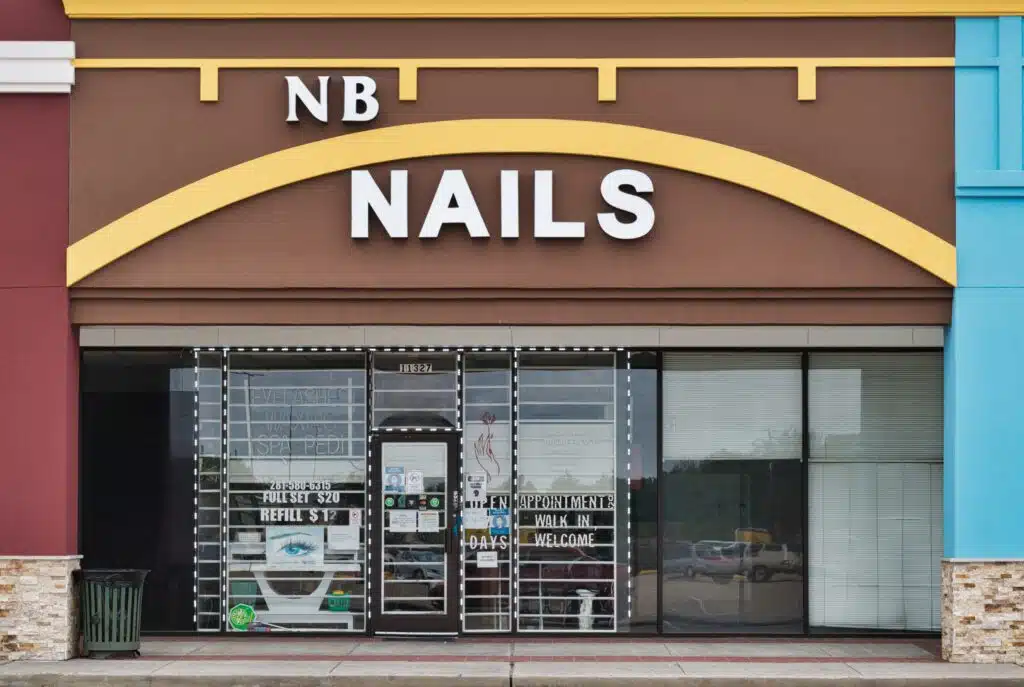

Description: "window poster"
265 526 325 566
385 467 406 493
327 525 361 551
466 474 487 503
405 469 424 494
389 510 418 533
489 508 510 536
417 510 440 533
464 508 489 530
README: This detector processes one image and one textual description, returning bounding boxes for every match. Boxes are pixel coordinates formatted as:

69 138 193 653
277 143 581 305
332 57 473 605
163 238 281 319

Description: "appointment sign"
286 74 656 241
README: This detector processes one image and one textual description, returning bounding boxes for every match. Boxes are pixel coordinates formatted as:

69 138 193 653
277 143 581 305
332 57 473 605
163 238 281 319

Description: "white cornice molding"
0 41 75 94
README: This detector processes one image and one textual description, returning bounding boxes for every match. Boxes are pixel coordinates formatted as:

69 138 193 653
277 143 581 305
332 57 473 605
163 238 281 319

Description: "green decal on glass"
429 496 440 508
384 496 396 508
228 603 256 631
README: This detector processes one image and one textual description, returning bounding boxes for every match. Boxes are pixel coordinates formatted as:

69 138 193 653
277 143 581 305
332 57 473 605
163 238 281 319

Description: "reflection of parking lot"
634 573 804 631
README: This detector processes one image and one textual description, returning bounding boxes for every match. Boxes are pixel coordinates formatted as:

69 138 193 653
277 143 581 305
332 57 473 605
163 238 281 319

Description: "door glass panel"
381 442 448 614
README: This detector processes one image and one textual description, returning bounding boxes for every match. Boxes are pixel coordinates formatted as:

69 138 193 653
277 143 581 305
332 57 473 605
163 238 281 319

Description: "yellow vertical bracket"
797 62 817 101
398 64 418 101
199 64 220 102
597 63 617 102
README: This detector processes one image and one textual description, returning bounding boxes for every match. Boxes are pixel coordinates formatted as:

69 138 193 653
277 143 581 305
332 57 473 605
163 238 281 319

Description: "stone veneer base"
0 556 80 661
943 559 1024 663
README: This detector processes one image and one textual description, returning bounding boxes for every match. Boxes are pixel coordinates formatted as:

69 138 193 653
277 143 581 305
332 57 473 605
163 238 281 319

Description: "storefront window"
808 352 942 632
462 353 513 631
81 350 195 633
661 353 804 634
516 352 618 632
225 353 367 632
372 352 458 428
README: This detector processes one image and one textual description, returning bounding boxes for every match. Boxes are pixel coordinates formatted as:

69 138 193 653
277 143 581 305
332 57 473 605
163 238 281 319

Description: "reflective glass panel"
661 353 804 634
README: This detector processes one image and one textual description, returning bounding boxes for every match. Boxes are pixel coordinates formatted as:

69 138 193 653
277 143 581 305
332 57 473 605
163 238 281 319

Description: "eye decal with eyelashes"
269 531 321 558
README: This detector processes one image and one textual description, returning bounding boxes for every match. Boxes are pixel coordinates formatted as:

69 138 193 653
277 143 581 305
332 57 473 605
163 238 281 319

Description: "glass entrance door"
370 434 459 635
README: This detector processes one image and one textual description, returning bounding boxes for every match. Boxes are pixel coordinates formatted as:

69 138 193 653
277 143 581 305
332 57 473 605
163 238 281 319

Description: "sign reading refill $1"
285 75 656 242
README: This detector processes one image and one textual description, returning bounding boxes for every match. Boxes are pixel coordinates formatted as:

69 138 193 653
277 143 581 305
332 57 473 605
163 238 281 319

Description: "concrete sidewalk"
2 638 1024 686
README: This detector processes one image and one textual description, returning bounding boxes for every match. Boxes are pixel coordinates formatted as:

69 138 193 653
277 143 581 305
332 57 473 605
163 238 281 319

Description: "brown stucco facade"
67 18 955 326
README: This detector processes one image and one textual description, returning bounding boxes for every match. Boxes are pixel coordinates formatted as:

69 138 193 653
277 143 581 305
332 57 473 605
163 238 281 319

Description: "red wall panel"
0 95 70 289
0 0 68 41
0 0 75 555
0 288 76 554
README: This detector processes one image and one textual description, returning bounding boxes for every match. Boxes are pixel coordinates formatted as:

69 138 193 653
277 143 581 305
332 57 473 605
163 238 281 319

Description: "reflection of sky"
662 354 942 464
663 369 801 462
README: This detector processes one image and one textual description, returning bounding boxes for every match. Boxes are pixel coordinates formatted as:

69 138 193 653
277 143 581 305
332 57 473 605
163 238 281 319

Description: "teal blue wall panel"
949 16 1024 559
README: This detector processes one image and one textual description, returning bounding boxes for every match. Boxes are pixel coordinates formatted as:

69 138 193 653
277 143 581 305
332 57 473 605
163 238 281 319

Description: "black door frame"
368 432 460 635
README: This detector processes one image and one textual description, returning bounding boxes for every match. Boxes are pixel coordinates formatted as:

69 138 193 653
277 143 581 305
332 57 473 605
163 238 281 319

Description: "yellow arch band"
66 119 957 286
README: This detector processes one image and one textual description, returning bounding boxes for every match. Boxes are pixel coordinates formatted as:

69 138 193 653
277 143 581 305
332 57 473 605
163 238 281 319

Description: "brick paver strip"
131 654 938 663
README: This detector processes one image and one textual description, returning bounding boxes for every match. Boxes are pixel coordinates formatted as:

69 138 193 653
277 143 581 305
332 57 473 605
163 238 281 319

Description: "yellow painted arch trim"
66 119 957 286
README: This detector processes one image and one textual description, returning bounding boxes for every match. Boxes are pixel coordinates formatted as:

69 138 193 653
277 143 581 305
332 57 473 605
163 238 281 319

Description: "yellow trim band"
73 56 955 103
62 0 1024 18
66 119 957 286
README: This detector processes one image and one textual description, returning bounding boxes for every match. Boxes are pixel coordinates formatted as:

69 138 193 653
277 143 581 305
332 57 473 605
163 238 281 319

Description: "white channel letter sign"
285 75 380 123
285 74 655 240
351 169 655 241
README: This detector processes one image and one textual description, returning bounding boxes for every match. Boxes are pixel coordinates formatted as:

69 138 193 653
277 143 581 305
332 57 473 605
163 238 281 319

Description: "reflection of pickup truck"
742 543 800 582
694 541 800 583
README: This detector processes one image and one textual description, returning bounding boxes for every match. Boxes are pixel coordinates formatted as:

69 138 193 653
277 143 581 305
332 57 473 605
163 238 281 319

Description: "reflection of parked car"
693 541 800 583
395 549 444 580
694 541 742 582
739 543 800 582
663 541 699 578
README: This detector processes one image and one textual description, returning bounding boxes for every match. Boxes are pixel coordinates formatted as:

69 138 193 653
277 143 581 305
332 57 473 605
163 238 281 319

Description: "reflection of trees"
549 472 583 492
667 428 802 472
661 437 802 548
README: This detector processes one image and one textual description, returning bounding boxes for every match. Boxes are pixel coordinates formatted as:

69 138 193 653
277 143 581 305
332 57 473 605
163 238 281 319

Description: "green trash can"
78 569 149 657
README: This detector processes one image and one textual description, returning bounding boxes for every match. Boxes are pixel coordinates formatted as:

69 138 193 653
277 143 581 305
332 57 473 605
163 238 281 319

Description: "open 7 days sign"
286 74 656 241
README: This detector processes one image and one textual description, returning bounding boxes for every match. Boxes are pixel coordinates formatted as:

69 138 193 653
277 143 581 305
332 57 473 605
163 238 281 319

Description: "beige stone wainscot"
0 556 81 661
943 559 1024 663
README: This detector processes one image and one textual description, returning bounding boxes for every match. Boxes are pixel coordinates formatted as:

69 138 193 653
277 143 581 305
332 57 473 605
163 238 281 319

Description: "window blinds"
808 352 943 631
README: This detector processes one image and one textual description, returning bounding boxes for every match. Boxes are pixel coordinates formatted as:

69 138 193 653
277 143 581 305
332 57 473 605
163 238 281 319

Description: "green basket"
327 592 350 612
78 569 149 657
230 580 259 598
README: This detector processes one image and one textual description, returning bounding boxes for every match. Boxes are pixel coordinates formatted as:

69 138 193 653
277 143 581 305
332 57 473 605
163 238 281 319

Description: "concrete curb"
4 679 1024 687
